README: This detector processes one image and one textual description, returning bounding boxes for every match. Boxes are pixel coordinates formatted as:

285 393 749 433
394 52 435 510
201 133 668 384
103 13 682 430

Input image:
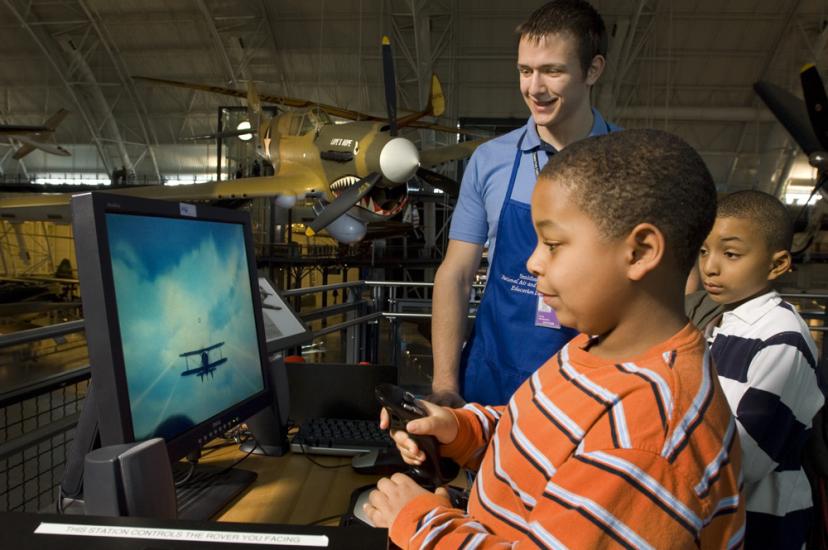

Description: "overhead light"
236 120 253 141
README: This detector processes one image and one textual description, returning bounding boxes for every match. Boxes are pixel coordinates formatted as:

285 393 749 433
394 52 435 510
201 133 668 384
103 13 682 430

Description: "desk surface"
201 442 383 527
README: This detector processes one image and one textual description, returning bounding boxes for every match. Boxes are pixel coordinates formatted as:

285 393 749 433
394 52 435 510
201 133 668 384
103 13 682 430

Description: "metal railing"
0 283 824 513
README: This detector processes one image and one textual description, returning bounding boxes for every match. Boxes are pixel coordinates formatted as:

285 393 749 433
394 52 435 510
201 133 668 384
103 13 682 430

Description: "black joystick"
375 383 460 487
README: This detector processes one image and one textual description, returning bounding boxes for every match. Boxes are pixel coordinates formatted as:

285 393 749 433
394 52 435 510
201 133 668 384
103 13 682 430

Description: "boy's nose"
526 247 542 276
701 256 718 276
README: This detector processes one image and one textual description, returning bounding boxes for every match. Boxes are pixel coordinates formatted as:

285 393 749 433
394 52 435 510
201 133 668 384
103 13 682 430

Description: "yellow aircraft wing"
420 138 490 168
0 168 326 223
133 76 479 137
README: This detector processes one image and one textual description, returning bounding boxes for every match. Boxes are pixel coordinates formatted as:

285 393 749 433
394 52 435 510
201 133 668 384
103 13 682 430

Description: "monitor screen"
71 192 275 462
105 212 265 442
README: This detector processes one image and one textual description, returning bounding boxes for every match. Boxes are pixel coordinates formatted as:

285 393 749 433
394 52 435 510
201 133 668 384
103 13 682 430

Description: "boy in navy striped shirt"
699 189 825 549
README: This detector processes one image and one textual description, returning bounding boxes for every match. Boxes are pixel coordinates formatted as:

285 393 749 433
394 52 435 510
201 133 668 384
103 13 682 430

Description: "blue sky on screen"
106 213 264 440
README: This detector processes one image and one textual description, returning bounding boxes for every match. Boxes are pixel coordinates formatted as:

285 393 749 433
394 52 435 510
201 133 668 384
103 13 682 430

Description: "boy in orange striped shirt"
364 129 745 548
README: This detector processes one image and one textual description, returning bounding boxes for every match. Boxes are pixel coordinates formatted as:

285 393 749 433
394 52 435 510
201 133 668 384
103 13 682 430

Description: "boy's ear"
767 249 792 281
625 223 664 281
585 55 605 86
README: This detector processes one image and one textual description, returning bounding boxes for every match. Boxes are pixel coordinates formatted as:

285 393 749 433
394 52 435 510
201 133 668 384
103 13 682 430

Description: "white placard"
34 522 329 547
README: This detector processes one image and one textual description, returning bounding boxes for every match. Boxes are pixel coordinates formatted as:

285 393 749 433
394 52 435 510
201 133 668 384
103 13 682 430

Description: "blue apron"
459 132 577 406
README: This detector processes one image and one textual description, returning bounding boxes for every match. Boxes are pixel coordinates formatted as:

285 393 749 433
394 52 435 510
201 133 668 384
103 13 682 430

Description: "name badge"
535 295 561 329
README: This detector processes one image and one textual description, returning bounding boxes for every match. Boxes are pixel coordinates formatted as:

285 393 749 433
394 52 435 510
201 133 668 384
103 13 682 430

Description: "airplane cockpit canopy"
277 109 330 137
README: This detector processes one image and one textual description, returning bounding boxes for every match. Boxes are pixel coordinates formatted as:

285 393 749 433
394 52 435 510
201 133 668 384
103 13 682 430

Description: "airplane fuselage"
260 112 418 221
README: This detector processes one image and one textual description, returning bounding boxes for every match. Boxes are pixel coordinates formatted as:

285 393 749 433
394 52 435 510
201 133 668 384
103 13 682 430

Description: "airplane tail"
246 81 262 130
426 74 445 118
12 109 70 160
43 109 70 131
397 74 445 129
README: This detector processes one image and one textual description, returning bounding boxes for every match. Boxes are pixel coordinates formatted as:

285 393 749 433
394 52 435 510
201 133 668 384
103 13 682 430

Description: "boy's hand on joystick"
379 398 458 466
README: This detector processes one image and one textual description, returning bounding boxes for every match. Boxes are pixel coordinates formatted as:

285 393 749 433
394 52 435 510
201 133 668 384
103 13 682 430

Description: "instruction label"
34 522 329 547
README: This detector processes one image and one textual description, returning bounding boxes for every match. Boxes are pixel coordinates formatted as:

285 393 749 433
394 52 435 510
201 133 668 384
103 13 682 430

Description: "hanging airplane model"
0 38 484 244
0 109 71 159
754 63 828 253
179 341 227 382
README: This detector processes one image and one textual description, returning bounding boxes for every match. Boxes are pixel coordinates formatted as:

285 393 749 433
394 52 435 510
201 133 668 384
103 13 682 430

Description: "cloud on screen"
106 214 265 440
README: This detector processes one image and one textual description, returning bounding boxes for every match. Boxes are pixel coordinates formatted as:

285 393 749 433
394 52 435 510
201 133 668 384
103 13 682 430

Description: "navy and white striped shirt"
707 290 824 549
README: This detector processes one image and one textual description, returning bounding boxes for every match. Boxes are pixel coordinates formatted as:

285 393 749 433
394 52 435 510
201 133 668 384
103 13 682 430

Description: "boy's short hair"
539 129 716 273
717 190 793 252
516 0 608 77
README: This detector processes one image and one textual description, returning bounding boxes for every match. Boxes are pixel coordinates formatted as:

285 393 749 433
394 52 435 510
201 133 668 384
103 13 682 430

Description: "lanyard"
529 116 614 177
532 149 550 177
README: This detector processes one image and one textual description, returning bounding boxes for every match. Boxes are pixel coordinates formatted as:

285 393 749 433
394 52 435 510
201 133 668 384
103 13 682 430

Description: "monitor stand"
173 463 257 520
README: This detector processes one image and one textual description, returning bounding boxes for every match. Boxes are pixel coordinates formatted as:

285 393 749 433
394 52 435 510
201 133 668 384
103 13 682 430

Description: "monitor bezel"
72 191 274 462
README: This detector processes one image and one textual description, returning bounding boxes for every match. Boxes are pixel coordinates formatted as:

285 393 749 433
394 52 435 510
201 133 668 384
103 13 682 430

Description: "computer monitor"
67 192 281 517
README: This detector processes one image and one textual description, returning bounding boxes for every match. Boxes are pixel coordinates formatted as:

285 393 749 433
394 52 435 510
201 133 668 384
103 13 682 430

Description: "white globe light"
236 120 253 141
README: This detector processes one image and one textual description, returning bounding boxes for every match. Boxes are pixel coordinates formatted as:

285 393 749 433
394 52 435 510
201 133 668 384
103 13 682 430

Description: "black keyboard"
291 417 394 456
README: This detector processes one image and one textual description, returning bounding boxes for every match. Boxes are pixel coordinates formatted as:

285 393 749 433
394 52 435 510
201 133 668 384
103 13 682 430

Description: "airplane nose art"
379 137 420 184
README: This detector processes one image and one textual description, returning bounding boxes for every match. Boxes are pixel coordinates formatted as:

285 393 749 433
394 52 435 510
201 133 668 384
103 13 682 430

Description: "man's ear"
767 250 792 281
585 54 605 86
625 223 664 281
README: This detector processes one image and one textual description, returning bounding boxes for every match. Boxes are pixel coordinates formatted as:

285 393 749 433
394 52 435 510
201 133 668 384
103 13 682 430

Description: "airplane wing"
11 143 36 160
0 125 50 135
133 76 481 137
179 341 225 358
419 137 489 168
205 357 228 369
0 167 326 223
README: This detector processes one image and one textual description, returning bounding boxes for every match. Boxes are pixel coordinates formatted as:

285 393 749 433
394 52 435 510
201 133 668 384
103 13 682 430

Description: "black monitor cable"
286 418 352 470
55 485 65 514
174 457 198 488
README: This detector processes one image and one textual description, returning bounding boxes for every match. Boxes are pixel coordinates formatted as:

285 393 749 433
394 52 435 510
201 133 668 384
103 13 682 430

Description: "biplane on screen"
105 213 265 441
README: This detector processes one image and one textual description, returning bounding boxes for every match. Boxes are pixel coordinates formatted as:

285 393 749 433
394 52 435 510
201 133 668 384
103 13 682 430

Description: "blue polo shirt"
449 109 618 262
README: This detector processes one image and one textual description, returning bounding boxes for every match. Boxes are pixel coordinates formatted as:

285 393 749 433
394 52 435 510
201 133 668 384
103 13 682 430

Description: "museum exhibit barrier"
2 283 823 514
0 279 483 513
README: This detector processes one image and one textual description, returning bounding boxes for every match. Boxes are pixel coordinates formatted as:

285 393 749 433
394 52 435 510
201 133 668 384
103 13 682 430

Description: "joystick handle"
375 384 459 487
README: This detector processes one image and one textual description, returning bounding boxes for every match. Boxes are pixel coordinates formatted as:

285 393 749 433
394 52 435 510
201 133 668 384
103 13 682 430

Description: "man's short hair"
539 129 716 274
516 0 608 77
717 190 793 252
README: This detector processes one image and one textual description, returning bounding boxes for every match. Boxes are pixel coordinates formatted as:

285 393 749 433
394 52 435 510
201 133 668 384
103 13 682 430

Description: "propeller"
305 172 381 237
801 64 828 152
754 80 822 156
416 167 460 197
305 37 405 238
382 36 398 137
755 64 828 255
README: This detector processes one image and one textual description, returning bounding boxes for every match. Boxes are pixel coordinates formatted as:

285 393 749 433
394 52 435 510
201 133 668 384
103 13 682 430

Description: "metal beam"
77 0 161 180
2 0 109 173
195 0 238 87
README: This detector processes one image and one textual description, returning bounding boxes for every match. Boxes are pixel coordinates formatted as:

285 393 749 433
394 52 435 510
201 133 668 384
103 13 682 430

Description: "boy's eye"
699 248 708 257
544 241 560 252
724 251 740 259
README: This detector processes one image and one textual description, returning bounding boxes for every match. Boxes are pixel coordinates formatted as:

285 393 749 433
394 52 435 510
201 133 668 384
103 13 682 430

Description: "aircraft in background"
755 63 828 254
179 342 227 382
1 109 71 159
0 39 484 244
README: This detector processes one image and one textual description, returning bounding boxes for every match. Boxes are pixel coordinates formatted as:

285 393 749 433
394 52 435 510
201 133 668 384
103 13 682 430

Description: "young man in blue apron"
430 0 620 406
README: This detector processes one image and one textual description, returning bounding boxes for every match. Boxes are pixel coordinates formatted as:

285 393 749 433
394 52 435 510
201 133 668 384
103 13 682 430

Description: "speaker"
83 438 176 519
241 354 290 456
